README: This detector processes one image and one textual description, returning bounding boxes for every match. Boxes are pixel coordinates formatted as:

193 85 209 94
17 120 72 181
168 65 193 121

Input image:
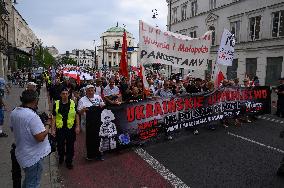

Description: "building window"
249 16 261 41
246 58 257 79
230 20 240 43
172 7 178 23
227 59 238 80
181 3 187 21
209 26 215 45
190 31 197 38
191 0 198 17
209 0 216 10
266 57 283 85
272 10 284 38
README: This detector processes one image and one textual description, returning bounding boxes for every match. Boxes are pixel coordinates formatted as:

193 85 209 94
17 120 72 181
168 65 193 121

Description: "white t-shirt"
77 94 105 111
103 85 120 97
10 107 51 168
95 86 102 96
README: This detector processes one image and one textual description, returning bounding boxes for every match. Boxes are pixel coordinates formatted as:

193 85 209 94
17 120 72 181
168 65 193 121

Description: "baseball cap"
85 85 95 89
27 82 37 86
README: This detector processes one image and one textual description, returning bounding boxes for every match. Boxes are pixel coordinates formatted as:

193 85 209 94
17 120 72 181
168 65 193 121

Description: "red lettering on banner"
262 90 267 99
184 98 193 110
141 22 146 31
225 91 232 101
139 128 158 140
248 90 253 100
146 103 154 118
176 98 184 111
254 90 262 99
216 92 222 102
221 91 226 101
135 105 145 120
154 102 164 116
127 107 135 122
162 101 168 114
195 96 204 108
168 100 176 113
242 90 248 100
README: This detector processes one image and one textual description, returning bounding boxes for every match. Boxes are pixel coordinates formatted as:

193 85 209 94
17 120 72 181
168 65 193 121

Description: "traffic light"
114 41 120 50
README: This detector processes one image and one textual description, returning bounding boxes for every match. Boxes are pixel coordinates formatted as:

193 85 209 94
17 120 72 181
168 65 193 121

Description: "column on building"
116 52 119 66
111 52 114 66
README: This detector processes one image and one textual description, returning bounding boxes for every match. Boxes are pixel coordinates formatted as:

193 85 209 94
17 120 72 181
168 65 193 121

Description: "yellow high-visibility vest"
55 100 76 129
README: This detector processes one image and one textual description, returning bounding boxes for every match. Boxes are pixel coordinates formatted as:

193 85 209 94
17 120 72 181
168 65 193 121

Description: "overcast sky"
16 0 168 54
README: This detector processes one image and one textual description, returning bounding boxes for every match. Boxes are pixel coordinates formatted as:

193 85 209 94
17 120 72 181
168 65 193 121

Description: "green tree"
16 54 31 69
60 56 77 66
34 46 55 68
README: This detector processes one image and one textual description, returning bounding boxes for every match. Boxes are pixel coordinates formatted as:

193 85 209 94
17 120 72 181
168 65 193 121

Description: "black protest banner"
103 86 271 149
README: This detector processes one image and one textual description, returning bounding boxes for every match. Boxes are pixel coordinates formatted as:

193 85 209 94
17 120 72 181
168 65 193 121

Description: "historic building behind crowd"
0 0 40 76
97 25 138 70
167 0 284 85
60 49 95 68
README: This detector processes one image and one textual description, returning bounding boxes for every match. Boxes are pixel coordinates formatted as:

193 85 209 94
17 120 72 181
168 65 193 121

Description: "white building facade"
167 0 284 85
64 49 95 68
97 26 138 70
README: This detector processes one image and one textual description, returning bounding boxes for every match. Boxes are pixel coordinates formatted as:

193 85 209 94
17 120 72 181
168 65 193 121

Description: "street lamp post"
93 40 97 70
102 36 105 69
152 9 158 28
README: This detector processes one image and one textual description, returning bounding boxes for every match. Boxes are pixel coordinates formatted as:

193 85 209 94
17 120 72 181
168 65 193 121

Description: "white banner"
139 20 212 70
217 29 235 66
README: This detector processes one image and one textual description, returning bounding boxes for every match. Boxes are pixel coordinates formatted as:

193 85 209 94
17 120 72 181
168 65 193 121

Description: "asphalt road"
143 115 284 188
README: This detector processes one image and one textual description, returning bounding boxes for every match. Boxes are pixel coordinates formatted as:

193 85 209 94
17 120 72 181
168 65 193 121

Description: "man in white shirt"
77 85 105 160
103 79 121 105
10 90 51 188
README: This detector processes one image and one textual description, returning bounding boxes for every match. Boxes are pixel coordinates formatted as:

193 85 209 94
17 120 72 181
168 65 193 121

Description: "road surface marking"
227 132 284 154
134 148 190 188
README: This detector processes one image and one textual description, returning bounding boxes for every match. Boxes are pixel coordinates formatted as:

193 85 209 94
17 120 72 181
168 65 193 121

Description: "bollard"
10 143 21 188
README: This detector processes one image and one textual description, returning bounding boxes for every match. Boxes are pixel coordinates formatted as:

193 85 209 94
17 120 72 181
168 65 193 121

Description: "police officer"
51 88 80 169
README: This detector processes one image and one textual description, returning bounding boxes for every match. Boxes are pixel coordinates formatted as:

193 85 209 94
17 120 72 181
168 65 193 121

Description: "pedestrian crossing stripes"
257 115 284 124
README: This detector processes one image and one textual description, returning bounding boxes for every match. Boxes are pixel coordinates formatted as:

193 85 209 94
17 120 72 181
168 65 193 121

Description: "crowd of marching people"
1 66 284 187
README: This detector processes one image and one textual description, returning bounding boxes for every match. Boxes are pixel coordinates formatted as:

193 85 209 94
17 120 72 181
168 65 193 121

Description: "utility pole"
93 40 97 70
169 0 172 32
102 36 105 69
168 0 172 77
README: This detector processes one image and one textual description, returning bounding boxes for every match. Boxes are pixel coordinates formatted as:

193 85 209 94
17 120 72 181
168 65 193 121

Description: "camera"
38 112 49 125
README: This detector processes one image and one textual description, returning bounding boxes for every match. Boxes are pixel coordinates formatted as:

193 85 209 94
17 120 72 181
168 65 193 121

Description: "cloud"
16 0 168 53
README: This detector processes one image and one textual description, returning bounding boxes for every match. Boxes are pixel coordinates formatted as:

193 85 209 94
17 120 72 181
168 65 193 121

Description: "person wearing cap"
26 82 37 91
10 90 51 187
77 84 105 161
275 78 284 118
51 87 80 169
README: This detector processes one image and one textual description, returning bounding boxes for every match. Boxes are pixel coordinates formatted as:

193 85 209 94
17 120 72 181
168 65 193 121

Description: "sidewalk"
0 85 61 188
